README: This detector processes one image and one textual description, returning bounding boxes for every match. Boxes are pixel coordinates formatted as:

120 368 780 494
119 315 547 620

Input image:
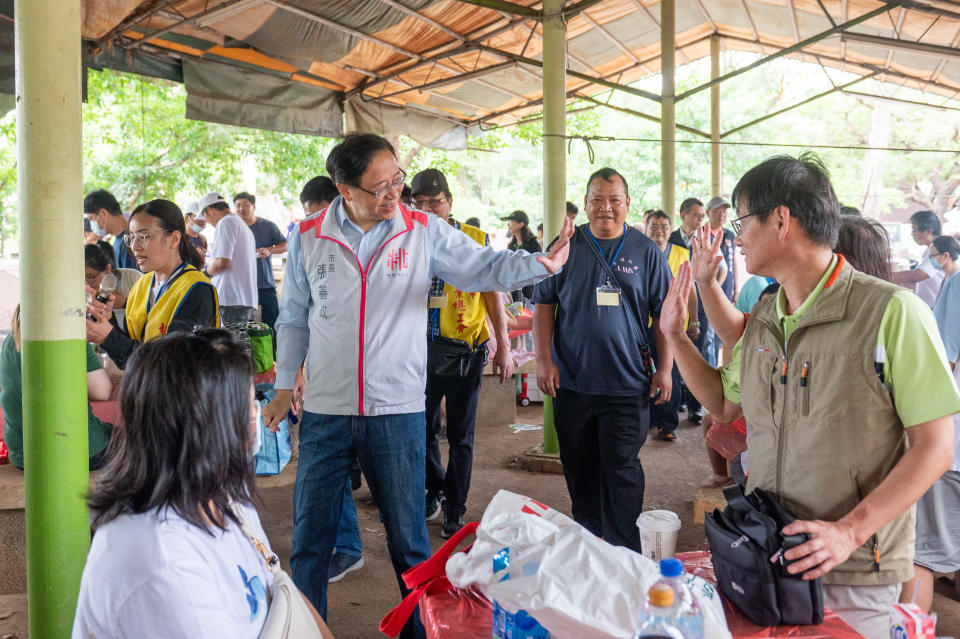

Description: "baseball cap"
410 169 449 197
500 210 529 225
706 196 730 211
195 192 227 220
182 200 200 217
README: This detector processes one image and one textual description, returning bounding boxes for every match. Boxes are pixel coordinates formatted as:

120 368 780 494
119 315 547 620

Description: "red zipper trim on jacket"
315 204 418 415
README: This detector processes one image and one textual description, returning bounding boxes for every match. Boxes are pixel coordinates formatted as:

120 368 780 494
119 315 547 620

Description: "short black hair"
299 176 339 207
233 192 255 206
585 168 629 198
679 198 703 214
88 330 256 534
932 235 960 261
85 241 114 272
84 189 123 216
326 132 397 187
731 153 840 248
839 205 861 216
208 202 231 214
566 201 578 217
646 209 671 225
464 217 481 227
910 210 941 236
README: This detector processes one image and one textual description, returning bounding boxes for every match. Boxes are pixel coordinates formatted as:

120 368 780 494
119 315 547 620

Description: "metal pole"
710 36 722 197
540 0 566 456
661 0 675 216
15 0 89 636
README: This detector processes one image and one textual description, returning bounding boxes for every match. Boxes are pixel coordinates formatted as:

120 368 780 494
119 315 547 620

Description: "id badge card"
596 284 621 306
429 295 448 309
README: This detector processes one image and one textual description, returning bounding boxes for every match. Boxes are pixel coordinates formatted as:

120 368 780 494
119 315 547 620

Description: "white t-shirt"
211 213 257 308
72 502 274 639
916 246 945 309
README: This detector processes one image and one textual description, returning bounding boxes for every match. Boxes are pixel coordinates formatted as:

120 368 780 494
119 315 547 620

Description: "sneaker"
657 430 678 441
426 493 443 521
440 512 465 539
328 552 364 583
687 410 703 425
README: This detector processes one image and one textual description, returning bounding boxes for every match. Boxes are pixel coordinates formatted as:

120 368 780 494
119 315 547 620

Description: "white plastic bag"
447 490 731 639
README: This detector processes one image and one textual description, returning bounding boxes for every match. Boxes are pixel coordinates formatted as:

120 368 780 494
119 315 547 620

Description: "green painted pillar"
15 0 90 635
710 36 722 197
661 0 676 216
540 0 566 456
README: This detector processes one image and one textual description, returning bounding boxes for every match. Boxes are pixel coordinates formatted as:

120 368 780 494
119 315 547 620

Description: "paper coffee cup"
636 510 682 562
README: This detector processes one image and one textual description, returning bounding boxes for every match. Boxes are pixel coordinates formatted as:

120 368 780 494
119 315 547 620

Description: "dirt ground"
1 403 958 638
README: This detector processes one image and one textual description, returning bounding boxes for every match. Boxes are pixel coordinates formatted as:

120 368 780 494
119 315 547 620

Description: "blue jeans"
335 476 362 558
292 411 430 639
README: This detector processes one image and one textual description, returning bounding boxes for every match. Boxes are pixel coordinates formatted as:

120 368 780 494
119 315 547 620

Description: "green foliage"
0 56 958 254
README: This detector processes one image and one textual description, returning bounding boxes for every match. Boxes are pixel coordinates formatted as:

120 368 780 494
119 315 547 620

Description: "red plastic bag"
380 521 480 637
706 419 748 461
0 440 8 465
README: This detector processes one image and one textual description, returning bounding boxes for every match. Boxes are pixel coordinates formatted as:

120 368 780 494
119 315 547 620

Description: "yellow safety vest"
436 223 490 347
649 243 692 330
125 265 220 342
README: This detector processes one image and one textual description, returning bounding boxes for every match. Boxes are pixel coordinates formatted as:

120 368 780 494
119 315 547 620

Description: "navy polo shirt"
532 224 671 395
247 218 287 289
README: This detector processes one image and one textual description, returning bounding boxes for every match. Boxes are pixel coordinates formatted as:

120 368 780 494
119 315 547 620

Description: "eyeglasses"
353 168 406 199
412 195 448 210
730 213 758 235
123 229 164 248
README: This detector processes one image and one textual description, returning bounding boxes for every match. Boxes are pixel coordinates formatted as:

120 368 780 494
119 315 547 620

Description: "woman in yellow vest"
86 199 220 369
644 209 699 441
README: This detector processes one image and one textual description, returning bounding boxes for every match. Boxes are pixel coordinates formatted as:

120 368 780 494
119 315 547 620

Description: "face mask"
90 219 107 237
250 401 263 458
190 223 203 234
932 256 944 271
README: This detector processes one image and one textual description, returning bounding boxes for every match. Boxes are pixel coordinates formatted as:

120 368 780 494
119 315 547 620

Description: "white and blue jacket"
275 197 550 416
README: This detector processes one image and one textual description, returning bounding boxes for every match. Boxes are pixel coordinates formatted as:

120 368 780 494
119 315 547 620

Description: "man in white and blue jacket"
263 133 573 639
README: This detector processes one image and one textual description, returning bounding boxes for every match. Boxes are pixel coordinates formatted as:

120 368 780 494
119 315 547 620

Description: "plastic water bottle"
634 581 683 639
658 558 704 639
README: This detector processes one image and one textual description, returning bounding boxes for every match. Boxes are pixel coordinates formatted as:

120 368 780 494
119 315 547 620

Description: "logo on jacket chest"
386 248 409 278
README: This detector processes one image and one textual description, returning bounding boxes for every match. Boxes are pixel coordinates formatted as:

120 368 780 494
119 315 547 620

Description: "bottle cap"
648 584 675 607
660 557 683 577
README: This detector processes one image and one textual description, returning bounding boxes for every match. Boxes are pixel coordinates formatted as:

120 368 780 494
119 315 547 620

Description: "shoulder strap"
234 507 280 573
578 226 650 348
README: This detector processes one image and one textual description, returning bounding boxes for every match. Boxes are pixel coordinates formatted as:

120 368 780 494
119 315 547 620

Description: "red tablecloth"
421 551 863 638
90 381 122 426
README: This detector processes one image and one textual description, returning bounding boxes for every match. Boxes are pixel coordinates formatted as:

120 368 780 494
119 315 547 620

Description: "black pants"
424 349 486 517
651 362 682 435
554 389 650 552
258 287 280 329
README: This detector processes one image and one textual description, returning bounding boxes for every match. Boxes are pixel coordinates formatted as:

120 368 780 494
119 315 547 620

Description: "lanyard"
146 262 188 316
585 223 628 269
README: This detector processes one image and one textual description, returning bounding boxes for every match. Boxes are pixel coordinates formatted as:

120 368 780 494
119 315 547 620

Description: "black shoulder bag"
705 484 824 627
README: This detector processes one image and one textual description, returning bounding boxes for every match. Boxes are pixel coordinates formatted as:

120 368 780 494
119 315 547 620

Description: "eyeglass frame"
122 229 166 249
730 212 758 235
412 194 449 209
351 168 407 200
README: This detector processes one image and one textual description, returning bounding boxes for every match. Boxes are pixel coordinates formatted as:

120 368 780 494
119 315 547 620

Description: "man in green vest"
660 153 960 637
411 168 513 539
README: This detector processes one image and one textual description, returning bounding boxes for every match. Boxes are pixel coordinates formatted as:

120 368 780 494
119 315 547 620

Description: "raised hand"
661 262 694 341
537 216 576 274
690 223 724 286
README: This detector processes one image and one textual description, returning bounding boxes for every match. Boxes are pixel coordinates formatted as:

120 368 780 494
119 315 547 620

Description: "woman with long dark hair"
835 214 893 282
85 199 220 368
72 331 333 638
